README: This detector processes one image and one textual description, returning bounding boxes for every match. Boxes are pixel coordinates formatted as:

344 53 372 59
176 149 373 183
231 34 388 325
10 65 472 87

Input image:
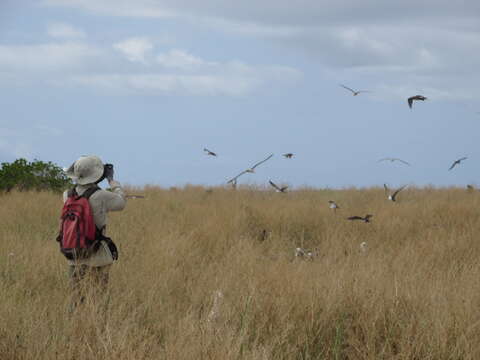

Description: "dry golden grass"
2 185 480 359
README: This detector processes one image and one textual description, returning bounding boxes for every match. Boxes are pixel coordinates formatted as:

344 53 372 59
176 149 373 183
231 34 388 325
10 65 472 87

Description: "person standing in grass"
60 155 126 309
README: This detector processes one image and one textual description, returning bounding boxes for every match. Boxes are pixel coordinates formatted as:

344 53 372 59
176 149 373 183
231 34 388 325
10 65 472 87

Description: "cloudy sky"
1 0 479 187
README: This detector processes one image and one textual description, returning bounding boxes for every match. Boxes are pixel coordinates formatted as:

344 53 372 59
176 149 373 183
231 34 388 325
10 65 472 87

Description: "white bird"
227 154 274 184
328 200 339 213
295 247 315 260
360 242 367 253
378 158 411 166
384 184 407 202
340 84 370 96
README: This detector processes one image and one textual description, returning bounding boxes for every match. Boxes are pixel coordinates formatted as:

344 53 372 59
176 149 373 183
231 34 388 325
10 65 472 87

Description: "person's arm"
103 179 127 211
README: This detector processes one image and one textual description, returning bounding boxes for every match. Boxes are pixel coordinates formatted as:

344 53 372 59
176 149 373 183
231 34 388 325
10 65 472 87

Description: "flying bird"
340 84 370 96
378 158 411 166
328 200 339 213
204 148 217 156
408 95 427 109
384 184 407 202
283 153 294 159
269 180 288 193
227 154 273 184
449 157 468 171
246 154 274 173
347 214 373 223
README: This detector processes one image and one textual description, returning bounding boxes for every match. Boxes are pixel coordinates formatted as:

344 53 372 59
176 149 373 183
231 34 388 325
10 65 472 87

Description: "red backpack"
56 186 100 260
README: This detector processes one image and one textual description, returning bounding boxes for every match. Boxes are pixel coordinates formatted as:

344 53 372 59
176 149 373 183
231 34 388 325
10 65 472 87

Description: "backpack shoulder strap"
82 185 100 200
67 187 77 198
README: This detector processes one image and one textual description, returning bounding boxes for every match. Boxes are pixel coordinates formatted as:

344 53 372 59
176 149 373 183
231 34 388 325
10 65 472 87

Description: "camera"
96 163 114 183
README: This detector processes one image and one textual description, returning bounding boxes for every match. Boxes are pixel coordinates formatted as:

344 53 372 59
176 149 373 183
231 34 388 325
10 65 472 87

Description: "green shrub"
0 158 72 193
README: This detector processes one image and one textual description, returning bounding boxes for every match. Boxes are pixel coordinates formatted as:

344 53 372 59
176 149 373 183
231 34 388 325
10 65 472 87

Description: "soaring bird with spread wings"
378 157 411 166
384 184 407 202
269 180 288 193
408 95 427 109
449 157 468 171
204 148 217 156
340 84 370 96
227 154 274 184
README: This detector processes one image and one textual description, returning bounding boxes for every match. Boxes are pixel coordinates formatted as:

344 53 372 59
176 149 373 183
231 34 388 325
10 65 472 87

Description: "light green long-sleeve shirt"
62 180 126 267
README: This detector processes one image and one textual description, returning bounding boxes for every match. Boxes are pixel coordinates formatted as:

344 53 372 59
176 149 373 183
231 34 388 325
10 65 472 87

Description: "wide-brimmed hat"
65 155 104 185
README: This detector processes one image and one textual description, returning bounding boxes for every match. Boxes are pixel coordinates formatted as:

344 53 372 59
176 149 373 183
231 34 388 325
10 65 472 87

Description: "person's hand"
104 164 114 181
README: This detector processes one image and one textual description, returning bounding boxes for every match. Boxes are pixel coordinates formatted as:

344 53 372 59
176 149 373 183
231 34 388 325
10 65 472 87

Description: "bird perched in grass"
328 200 339 213
347 214 373 223
408 95 427 108
204 148 217 156
384 184 407 202
449 157 468 171
295 247 315 260
340 84 370 96
269 180 288 193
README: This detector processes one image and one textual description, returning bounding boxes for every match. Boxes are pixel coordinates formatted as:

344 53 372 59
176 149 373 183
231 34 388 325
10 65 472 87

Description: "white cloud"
43 0 174 18
67 60 301 96
113 37 153 63
0 42 102 70
156 49 212 70
47 22 86 39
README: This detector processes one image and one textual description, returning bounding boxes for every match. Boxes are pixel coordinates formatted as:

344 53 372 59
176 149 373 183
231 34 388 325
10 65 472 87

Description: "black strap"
68 185 100 199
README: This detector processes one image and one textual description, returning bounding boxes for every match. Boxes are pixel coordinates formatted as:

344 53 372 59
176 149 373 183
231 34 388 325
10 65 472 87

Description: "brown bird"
384 184 407 202
449 157 468 171
340 84 370 96
204 148 217 156
408 95 427 109
269 180 288 193
283 153 294 158
347 214 373 223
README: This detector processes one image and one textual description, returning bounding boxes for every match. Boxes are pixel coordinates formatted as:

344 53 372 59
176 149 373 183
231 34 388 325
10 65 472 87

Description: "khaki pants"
68 264 111 311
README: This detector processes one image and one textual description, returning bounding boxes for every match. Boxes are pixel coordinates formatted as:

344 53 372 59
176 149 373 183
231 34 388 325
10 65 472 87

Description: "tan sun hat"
65 155 104 185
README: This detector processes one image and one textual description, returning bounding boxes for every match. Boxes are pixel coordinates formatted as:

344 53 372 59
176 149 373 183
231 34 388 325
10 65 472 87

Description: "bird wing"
340 84 356 94
280 186 288 192
384 183 389 195
448 161 458 170
408 97 413 108
204 148 210 153
269 180 280 191
251 154 274 170
392 185 407 200
378 158 391 162
458 157 468 162
396 158 411 166
227 170 248 183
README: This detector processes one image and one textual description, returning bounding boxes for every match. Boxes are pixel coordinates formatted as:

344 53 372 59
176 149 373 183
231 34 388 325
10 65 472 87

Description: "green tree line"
0 158 72 192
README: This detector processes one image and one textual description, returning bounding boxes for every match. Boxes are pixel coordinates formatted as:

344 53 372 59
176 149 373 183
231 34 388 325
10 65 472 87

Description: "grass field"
2 185 480 359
